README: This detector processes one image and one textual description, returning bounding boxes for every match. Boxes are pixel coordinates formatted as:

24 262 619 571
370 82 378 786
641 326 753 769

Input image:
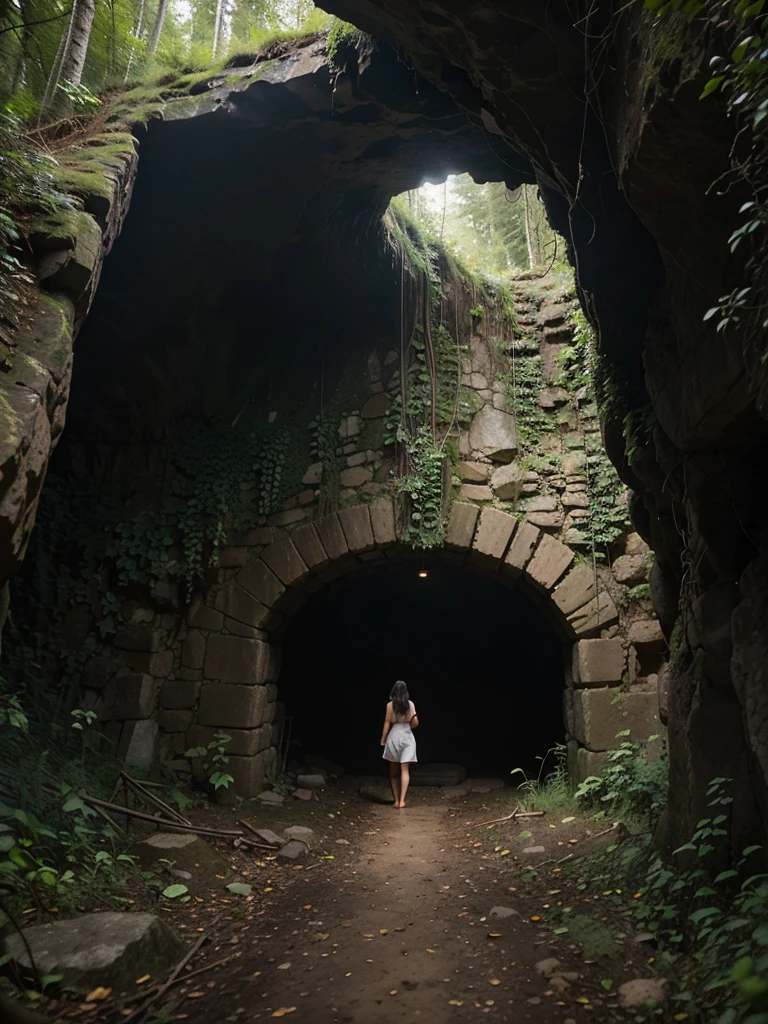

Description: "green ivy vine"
393 426 446 548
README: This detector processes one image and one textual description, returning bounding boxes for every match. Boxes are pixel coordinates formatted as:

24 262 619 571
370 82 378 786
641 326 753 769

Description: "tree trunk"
147 0 169 57
211 0 225 59
124 0 147 83
48 0 95 117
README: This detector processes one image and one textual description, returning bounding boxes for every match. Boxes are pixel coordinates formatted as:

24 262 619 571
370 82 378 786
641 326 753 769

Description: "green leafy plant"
575 733 668 824
185 730 234 790
393 425 447 549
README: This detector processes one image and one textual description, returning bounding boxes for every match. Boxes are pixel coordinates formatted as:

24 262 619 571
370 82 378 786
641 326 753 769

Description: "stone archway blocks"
338 505 374 552
473 507 516 559
369 498 396 545
237 560 285 607
504 521 540 577
213 582 272 629
567 591 618 636
552 564 597 616
261 536 309 586
204 634 271 684
525 533 575 592
290 523 328 568
198 681 268 729
445 501 479 548
573 638 626 685
317 514 348 560
569 688 660 752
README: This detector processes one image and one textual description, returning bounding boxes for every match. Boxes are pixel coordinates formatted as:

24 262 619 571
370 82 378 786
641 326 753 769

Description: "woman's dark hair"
391 680 410 717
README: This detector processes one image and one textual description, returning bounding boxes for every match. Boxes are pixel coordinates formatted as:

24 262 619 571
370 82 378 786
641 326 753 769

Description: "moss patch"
567 913 621 959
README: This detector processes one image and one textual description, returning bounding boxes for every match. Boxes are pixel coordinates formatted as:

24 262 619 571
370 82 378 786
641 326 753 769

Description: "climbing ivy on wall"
498 352 557 452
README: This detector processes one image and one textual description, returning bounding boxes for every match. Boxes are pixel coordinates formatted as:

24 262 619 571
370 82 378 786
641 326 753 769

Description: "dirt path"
175 801 583 1024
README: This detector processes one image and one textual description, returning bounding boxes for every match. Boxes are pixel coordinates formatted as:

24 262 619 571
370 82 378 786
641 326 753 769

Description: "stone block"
445 501 479 549
552 564 597 616
157 709 193 733
218 546 250 568
526 510 565 530
103 673 155 720
459 460 490 482
338 504 374 552
214 582 271 628
575 746 609 781
613 553 646 585
82 656 120 689
113 626 162 652
204 634 271 684
266 509 307 527
562 490 590 509
316 514 349 560
568 591 619 636
187 598 224 631
260 537 308 586
472 508 516 560
290 523 328 568
198 682 268 729
122 649 173 677
490 462 524 500
3 912 185 996
523 495 558 512
182 631 206 670
459 484 493 501
469 406 517 462
504 521 540 577
361 392 391 418
237 559 285 607
119 720 159 766
525 534 574 592
278 840 308 862
160 678 200 710
628 618 665 647
573 638 626 686
569 688 660 752
369 497 396 545
339 466 372 488
302 462 323 485
228 751 268 796
186 723 271 756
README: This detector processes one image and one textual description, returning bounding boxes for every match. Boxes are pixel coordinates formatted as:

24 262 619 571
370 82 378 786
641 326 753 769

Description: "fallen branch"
479 808 545 827
237 819 280 846
80 795 244 837
120 771 192 826
120 930 209 1022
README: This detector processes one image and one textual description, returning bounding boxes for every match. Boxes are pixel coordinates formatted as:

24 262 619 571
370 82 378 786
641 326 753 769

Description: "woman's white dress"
382 700 418 763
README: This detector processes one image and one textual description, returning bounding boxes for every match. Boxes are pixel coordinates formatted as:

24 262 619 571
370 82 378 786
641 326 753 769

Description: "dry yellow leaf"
271 1008 297 1018
426 948 436 953
489 979 501 986
85 987 112 1002
380 929 388 935
449 999 464 1006
389 989 398 995
135 975 150 985
487 932 502 938
499 849 510 857
530 915 541 921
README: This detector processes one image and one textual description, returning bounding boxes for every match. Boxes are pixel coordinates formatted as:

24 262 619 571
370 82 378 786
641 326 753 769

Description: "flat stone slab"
258 790 284 806
489 906 519 919
4 912 185 995
358 786 394 804
296 773 327 790
293 788 313 800
618 978 667 1007
133 832 231 887
469 778 505 793
522 845 546 855
284 825 314 847
252 828 285 847
277 840 308 862
440 782 472 799
410 763 468 786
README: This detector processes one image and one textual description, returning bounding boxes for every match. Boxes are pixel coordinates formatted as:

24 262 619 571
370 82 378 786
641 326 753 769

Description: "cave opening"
276 561 565 782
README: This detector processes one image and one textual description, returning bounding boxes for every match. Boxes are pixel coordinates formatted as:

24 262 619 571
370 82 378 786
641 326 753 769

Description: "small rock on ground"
534 958 561 976
293 788 313 800
277 840 308 862
258 790 284 806
296 773 326 790
489 906 519 919
522 845 546 855
469 778 505 793
358 786 394 804
440 782 472 799
284 825 314 847
618 978 667 1007
253 828 285 847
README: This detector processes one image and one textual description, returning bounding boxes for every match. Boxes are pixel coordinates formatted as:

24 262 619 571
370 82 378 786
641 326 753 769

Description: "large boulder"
410 763 468 786
4 912 185 995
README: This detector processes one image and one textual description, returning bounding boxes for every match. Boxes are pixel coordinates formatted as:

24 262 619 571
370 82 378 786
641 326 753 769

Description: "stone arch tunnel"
1 1 768 866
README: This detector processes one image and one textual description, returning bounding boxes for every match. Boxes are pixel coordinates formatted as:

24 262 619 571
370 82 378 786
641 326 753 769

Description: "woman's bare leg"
389 762 400 805
399 763 411 807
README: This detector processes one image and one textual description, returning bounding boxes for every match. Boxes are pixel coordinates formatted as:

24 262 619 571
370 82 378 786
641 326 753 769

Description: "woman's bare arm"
410 715 419 729
380 703 392 746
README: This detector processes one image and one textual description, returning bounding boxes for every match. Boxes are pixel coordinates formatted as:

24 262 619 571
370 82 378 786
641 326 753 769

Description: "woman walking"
380 680 419 808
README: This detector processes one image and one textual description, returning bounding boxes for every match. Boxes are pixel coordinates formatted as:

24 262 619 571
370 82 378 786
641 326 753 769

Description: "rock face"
4 912 185 995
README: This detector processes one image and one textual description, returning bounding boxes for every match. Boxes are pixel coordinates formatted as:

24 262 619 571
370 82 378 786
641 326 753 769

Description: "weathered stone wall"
70 270 663 795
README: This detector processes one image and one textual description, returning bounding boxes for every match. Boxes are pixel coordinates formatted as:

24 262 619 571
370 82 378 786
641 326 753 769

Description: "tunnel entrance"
277 560 564 782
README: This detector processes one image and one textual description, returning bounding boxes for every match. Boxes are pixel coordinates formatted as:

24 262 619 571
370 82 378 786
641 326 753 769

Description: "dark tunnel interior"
277 562 565 782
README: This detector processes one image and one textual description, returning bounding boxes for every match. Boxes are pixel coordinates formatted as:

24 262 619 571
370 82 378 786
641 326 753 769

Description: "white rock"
617 978 667 1008
534 958 561 976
